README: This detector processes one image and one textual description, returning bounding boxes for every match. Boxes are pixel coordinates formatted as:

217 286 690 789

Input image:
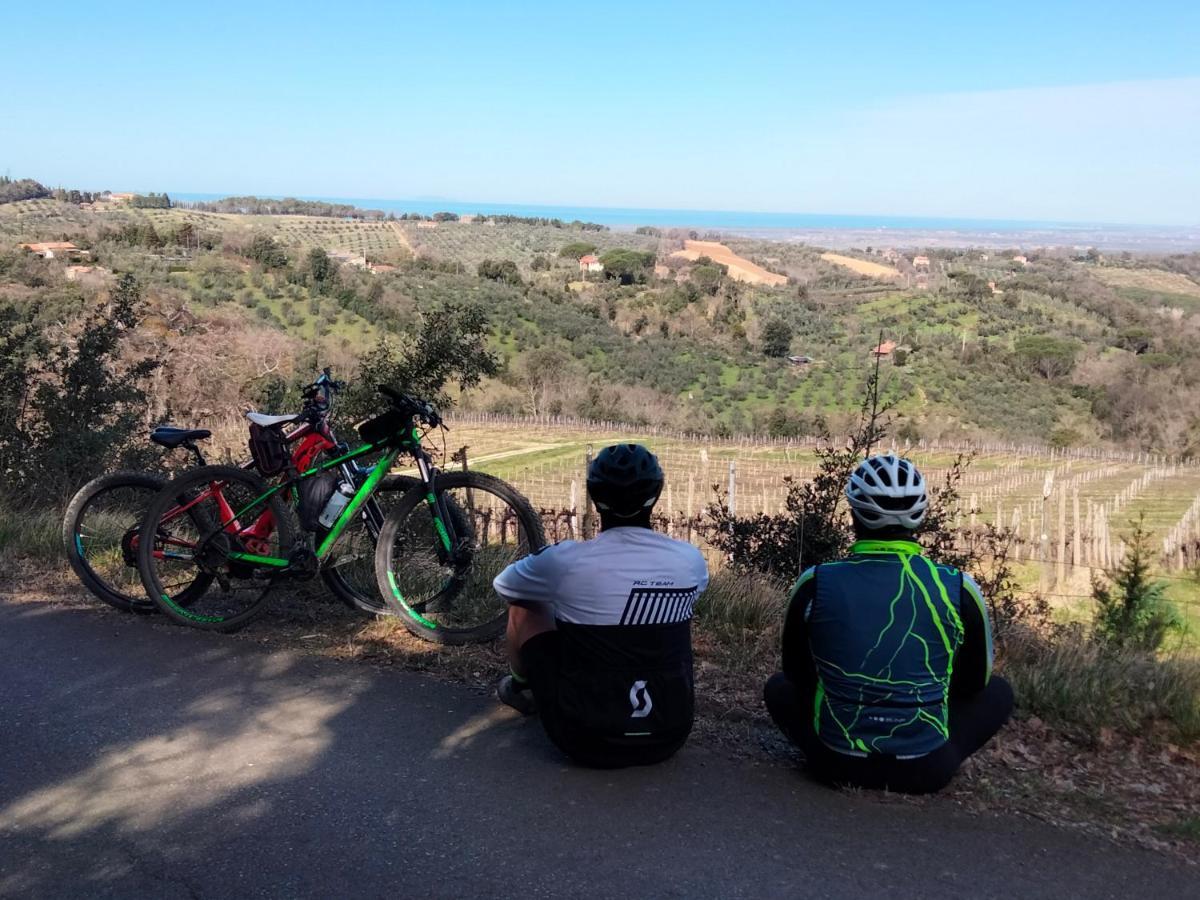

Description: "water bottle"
318 481 356 528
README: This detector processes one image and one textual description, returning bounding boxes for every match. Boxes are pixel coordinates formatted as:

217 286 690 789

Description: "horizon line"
157 190 1198 232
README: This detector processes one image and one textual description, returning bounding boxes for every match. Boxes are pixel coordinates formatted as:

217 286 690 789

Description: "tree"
761 318 792 357
599 249 655 285
690 263 724 295
0 275 158 502
530 255 551 272
306 248 336 290
513 348 574 416
1092 514 1183 651
477 259 522 285
1012 335 1080 379
559 241 596 259
340 302 500 420
246 234 288 269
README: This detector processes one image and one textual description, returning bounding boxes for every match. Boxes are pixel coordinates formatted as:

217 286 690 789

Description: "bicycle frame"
219 427 456 572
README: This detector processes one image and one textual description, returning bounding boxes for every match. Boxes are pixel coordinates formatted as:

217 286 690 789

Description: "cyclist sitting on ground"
764 454 1012 794
493 443 709 768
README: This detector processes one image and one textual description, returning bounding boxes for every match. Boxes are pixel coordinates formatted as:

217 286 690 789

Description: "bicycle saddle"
150 426 213 448
245 412 299 427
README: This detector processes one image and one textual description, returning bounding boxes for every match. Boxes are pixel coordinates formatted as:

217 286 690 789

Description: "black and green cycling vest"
807 540 966 757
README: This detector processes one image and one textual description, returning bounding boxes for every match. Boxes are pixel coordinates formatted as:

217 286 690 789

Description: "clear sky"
3 1 1198 224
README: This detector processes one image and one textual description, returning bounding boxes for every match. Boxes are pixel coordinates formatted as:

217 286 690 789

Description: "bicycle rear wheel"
374 471 546 644
137 465 294 632
63 471 211 613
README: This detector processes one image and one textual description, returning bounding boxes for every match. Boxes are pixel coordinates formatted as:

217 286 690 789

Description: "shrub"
1092 515 1184 651
0 274 157 504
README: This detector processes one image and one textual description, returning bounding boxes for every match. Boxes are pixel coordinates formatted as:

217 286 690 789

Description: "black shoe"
497 675 537 716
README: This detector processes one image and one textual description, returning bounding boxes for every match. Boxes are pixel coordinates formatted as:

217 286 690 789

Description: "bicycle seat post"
183 442 206 466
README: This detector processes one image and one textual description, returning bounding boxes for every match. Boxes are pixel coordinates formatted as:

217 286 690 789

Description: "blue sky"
2 1 1198 224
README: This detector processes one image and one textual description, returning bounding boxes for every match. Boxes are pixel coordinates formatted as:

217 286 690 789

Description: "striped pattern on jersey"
619 585 699 625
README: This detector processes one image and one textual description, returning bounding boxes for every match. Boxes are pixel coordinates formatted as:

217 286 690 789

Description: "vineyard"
433 415 1200 638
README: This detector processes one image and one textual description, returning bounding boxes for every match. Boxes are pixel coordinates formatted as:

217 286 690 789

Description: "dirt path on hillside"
670 239 789 286
388 220 414 254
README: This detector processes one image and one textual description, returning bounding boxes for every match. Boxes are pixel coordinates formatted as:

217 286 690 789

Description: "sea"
169 193 1200 252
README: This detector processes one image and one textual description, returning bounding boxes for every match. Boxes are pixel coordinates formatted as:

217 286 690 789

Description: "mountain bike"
64 371 413 615
136 386 545 642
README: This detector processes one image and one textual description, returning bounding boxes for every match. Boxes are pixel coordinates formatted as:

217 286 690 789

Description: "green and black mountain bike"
136 386 545 644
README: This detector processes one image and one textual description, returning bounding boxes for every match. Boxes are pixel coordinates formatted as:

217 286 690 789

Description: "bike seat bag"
357 408 411 447
248 423 289 475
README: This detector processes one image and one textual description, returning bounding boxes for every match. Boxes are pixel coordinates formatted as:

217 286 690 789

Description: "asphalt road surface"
1 599 1195 898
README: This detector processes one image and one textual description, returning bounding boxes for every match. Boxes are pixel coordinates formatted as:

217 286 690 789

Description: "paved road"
1 599 1195 899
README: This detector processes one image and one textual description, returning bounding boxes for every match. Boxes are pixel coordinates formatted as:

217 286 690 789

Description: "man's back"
495 527 709 743
786 540 991 758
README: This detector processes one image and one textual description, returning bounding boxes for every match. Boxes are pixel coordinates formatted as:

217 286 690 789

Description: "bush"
0 274 158 504
1002 626 1200 742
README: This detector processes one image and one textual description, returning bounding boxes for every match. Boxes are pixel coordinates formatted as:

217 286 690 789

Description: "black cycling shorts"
520 630 689 769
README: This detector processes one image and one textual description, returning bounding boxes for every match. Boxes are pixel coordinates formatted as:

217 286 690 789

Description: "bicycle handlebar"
378 385 443 428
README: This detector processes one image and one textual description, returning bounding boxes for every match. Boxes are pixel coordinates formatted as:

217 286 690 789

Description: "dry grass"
1091 266 1200 298
819 251 902 280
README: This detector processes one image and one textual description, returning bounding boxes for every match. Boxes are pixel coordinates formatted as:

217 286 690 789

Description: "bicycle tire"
319 474 420 615
137 465 294 632
374 471 546 645
62 471 212 613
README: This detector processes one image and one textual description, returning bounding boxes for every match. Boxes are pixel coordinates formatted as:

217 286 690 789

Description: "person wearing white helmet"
763 453 1013 793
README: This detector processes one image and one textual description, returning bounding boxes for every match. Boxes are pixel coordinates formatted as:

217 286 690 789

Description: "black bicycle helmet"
587 443 664 518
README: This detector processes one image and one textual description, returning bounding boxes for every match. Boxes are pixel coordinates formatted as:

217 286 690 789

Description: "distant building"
787 355 813 366
912 255 930 271
578 254 604 273
988 280 1003 295
368 262 397 274
416 220 438 230
19 241 88 260
870 340 897 358
1012 254 1028 266
107 192 136 204
881 249 901 263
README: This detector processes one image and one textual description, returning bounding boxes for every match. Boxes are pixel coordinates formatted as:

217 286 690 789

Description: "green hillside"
2 196 1199 454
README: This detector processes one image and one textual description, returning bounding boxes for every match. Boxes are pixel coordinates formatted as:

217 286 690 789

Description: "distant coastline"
170 192 1200 252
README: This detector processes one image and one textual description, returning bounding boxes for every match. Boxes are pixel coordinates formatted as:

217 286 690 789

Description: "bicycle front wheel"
374 471 546 644
137 465 294 632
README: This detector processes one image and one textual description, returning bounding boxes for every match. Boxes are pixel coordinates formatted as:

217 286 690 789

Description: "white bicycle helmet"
845 454 928 530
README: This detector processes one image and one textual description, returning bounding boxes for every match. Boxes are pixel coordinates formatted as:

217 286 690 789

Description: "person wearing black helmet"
493 443 709 768
763 454 1013 794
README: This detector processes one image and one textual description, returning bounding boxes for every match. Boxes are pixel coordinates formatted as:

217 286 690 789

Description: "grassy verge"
0 508 62 563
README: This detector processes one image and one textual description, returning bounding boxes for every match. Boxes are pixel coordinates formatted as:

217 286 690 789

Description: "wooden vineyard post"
1039 472 1054 593
1072 488 1081 570
568 479 578 540
728 460 738 516
1056 485 1066 588
582 444 596 539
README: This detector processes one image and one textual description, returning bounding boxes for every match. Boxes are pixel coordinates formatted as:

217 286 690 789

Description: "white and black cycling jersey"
494 526 709 623
494 527 709 741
